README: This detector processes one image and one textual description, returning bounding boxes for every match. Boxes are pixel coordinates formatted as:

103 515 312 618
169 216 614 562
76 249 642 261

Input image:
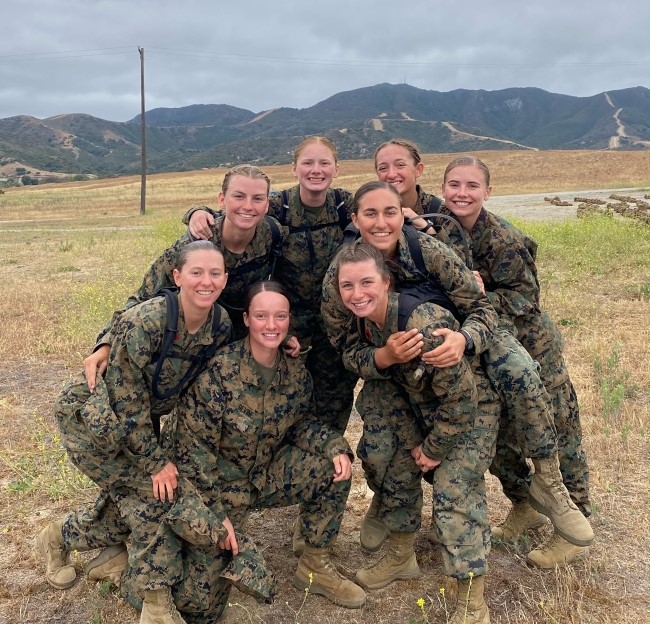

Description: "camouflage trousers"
302 323 359 435
356 377 500 579
164 443 351 624
497 313 591 515
355 378 424 533
482 327 557 459
54 374 183 591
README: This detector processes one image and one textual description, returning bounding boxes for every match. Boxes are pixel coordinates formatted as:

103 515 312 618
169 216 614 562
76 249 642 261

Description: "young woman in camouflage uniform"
438 156 593 568
83 164 297 389
333 240 500 624
167 281 366 621
39 242 232 624
187 138 358 436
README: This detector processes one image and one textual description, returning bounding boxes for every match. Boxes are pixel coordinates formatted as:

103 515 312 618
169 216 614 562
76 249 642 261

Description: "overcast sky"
2 0 648 122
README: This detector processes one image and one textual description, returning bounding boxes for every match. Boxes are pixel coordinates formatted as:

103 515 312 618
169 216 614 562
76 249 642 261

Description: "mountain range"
1 83 648 178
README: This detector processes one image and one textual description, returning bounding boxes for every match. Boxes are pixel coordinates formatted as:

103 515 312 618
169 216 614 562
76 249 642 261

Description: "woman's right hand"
218 517 239 555
375 328 423 369
83 345 111 392
151 461 179 502
189 210 215 240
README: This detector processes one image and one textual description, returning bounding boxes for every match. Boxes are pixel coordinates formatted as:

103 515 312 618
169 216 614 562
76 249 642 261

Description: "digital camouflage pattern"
348 293 500 579
167 338 353 622
321 227 498 361
99 212 281 344
56 297 232 593
185 189 358 434
437 205 591 514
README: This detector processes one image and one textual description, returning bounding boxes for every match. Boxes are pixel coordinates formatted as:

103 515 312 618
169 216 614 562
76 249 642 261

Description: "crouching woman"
333 241 499 624
169 280 366 622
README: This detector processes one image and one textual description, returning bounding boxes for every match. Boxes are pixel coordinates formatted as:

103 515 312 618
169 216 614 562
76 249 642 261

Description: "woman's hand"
375 328 423 369
189 210 215 240
218 517 239 555
151 461 179 502
283 335 301 358
411 445 441 472
332 454 353 482
402 207 430 232
83 345 111 392
419 328 465 368
472 271 485 293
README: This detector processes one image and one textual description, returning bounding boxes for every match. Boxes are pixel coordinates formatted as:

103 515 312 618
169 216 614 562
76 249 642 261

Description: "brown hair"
333 239 392 293
177 240 224 271
374 139 422 170
443 156 491 186
352 180 402 214
222 164 271 195
243 280 291 314
293 136 338 164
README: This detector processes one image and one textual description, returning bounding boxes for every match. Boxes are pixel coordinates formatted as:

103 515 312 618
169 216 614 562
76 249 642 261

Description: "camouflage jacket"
98 212 282 346
350 292 478 461
183 187 354 341
103 296 232 476
173 337 352 521
437 205 541 323
321 228 498 362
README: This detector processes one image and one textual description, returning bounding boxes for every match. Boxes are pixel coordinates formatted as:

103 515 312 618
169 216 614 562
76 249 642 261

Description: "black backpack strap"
418 212 473 269
397 283 463 328
264 215 283 279
278 189 290 226
427 195 443 213
333 188 349 231
403 224 429 276
342 222 361 245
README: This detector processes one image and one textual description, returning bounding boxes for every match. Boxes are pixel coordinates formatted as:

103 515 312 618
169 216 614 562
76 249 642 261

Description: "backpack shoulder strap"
333 188 348 231
403 224 429 276
427 195 443 213
278 189 291 226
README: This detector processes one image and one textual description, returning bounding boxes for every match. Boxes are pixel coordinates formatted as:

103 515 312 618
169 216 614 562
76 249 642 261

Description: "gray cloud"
1 0 647 121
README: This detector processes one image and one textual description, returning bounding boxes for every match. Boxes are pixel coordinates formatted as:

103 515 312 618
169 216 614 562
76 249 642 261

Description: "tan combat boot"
360 494 389 552
528 455 593 546
140 589 186 624
292 518 305 557
527 533 590 569
84 543 128 585
37 519 77 589
295 544 366 608
355 532 421 590
491 501 548 541
449 575 490 624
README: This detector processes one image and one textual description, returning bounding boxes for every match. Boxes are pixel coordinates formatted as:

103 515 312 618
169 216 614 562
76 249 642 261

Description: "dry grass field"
0 150 648 624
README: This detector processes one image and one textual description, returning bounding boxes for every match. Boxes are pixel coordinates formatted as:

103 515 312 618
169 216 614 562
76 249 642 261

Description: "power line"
0 45 647 69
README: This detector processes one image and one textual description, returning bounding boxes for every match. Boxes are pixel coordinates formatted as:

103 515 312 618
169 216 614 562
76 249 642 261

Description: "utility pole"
139 46 146 215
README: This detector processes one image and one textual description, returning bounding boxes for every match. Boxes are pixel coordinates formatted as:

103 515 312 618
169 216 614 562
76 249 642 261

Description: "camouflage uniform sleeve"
419 234 497 355
478 220 541 324
181 204 219 226
320 263 355 353
283 364 353 460
419 355 479 462
173 366 230 525
103 315 169 476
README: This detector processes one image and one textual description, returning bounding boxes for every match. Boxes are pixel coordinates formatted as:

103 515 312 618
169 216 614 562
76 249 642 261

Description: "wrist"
417 218 434 232
458 329 475 355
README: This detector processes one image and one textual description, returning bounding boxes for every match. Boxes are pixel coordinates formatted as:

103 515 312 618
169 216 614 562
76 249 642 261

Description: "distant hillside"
1 84 648 178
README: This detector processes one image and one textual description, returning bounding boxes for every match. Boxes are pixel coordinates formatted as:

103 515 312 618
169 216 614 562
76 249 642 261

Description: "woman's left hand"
332 454 353 482
283 335 301 358
419 328 465 368
472 271 485 293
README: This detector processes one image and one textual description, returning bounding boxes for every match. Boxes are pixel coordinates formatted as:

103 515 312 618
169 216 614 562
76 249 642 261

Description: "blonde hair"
443 156 491 186
293 136 338 164
222 164 271 195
